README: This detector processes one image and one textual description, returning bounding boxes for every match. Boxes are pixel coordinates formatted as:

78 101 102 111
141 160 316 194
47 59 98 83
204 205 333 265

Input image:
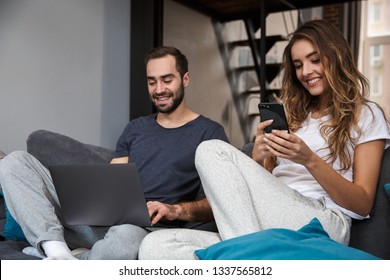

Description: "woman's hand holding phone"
253 106 314 167
252 119 275 165
262 128 315 167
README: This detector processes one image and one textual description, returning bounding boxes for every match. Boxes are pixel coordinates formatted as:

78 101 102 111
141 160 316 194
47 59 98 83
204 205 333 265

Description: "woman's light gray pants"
139 140 351 259
0 151 149 259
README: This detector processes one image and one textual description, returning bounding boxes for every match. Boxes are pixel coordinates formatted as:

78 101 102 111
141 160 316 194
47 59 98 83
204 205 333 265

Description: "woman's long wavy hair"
277 19 383 170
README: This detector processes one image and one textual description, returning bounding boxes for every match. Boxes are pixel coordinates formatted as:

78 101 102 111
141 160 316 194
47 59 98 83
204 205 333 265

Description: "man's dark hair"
145 46 188 78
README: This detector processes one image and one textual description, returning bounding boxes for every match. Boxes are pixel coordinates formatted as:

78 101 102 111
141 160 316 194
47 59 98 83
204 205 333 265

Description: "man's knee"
0 151 31 176
107 224 148 243
96 225 148 259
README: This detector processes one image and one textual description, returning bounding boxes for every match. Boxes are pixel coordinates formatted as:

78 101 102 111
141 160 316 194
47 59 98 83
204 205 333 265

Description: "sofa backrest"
349 146 390 259
26 130 114 168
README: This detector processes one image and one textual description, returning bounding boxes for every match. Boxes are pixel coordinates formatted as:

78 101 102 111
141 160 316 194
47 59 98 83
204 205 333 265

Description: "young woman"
138 19 390 259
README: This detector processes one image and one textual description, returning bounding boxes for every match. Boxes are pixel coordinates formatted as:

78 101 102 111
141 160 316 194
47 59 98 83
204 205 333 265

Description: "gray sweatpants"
139 140 351 259
0 151 149 259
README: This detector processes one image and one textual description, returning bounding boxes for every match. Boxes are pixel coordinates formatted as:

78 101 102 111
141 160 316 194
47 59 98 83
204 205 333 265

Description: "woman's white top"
273 103 390 219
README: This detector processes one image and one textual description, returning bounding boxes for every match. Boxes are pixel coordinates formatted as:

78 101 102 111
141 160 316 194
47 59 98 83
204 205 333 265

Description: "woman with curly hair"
139 19 390 259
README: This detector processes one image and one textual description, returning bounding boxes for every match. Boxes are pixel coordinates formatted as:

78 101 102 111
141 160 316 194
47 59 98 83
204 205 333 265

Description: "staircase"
214 16 289 143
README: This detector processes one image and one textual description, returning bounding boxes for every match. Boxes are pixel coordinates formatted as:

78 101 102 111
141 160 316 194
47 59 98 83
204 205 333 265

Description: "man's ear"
183 72 189 87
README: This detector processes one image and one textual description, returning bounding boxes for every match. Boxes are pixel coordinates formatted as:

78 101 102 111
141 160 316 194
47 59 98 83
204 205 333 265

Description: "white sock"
22 246 45 258
41 240 77 260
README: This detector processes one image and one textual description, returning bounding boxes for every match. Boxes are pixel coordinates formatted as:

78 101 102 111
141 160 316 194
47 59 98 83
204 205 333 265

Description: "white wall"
0 0 130 153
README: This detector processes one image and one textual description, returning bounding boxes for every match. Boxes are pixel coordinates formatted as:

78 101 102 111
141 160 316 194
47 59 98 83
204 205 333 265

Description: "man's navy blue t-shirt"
114 114 229 204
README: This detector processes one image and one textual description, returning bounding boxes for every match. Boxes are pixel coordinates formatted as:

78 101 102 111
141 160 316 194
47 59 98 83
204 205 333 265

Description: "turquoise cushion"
195 218 380 260
0 192 27 241
384 184 390 198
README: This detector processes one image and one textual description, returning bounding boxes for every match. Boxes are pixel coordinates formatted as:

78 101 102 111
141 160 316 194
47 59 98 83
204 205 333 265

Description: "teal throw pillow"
0 192 27 241
195 218 380 260
384 184 390 198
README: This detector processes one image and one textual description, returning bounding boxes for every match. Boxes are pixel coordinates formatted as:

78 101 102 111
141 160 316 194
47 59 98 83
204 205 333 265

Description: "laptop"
49 163 153 227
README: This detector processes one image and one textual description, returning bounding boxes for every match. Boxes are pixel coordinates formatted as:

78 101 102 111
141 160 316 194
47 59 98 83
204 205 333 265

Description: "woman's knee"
195 140 230 166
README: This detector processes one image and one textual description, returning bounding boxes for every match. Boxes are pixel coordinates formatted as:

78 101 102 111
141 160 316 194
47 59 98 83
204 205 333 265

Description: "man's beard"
152 84 185 114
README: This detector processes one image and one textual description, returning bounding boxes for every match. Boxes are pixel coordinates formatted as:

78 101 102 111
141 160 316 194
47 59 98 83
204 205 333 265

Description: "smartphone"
258 103 289 133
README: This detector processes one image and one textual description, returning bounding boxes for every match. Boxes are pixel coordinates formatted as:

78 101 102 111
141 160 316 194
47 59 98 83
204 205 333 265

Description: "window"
370 45 383 67
360 0 390 118
369 2 382 24
371 74 383 97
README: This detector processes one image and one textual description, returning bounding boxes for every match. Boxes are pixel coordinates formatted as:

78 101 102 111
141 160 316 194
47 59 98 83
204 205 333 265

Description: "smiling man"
112 47 229 227
0 46 229 260
147 53 187 115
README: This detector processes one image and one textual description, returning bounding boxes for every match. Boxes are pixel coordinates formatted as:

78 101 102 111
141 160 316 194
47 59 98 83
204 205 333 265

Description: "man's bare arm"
110 156 128 164
147 198 214 225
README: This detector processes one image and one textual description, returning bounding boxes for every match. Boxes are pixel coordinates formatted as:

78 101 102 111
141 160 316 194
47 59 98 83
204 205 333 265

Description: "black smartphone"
258 103 289 133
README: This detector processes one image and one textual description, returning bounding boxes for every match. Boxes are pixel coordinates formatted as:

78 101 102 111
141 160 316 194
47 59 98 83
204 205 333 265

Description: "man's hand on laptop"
147 201 179 225
147 198 214 225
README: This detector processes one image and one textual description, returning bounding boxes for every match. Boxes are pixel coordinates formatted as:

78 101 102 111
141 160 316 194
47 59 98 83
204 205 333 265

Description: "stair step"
243 90 281 113
246 94 260 115
235 63 281 71
241 88 280 97
229 35 288 53
235 63 281 83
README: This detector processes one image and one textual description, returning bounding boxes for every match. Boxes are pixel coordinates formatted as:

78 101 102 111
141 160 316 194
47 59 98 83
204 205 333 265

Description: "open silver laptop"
49 163 152 227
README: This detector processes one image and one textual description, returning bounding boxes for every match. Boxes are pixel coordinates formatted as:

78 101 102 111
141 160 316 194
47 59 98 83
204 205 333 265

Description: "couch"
1 130 390 259
0 130 115 260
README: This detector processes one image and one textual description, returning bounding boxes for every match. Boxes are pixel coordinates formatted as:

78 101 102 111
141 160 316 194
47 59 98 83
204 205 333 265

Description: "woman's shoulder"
363 101 380 111
359 101 384 120
356 101 390 144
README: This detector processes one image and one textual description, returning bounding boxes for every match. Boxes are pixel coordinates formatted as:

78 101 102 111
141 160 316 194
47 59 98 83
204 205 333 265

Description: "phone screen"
258 103 289 133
